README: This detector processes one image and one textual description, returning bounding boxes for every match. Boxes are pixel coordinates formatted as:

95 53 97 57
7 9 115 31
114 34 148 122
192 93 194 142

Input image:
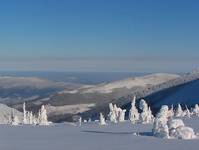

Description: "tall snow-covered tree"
27 111 33 124
108 103 117 123
99 113 106 125
129 96 139 123
113 104 120 119
192 104 199 116
118 109 126 122
153 105 169 138
38 105 49 125
184 106 191 118
23 102 27 124
139 99 153 124
175 104 183 117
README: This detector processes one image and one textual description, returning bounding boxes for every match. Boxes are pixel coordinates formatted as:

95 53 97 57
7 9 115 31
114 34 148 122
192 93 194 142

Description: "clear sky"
0 0 198 72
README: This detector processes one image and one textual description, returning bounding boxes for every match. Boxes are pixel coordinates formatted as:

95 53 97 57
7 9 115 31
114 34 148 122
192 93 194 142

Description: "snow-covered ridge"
82 73 180 93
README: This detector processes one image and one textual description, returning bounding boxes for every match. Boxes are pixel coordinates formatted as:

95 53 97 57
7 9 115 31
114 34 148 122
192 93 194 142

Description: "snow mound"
170 126 196 140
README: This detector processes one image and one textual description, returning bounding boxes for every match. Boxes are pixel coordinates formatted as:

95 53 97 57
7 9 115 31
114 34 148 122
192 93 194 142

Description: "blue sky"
0 0 198 72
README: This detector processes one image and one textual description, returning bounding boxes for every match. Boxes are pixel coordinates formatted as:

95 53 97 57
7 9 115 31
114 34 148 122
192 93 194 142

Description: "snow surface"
1 118 199 150
83 73 180 93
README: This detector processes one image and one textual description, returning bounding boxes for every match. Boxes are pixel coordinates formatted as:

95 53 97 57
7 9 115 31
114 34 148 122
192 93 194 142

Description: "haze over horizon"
0 0 198 72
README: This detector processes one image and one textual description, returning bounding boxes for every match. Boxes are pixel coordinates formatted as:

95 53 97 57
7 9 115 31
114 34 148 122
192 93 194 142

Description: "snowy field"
1 118 199 150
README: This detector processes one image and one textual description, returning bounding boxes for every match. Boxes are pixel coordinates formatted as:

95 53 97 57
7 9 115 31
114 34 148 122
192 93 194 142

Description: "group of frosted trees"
97 96 154 126
171 103 199 118
153 105 196 139
95 96 199 140
108 103 126 123
9 103 49 126
108 96 153 124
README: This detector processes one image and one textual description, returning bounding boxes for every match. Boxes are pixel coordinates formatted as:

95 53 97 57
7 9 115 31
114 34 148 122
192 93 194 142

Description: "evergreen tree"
129 96 139 123
38 105 49 125
99 113 106 125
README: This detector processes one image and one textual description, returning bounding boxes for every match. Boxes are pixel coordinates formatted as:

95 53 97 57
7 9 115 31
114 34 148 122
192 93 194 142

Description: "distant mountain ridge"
6 71 199 122
10 73 179 122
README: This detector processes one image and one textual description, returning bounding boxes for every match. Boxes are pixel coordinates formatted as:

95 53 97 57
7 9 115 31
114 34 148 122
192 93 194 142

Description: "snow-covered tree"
118 109 126 122
175 104 184 117
22 102 36 125
183 106 191 118
108 103 126 122
27 111 33 124
139 99 153 124
78 117 82 126
23 102 27 124
38 105 49 125
33 115 38 125
148 107 153 120
153 105 169 138
129 96 139 123
168 105 174 118
192 104 199 116
99 113 106 125
108 103 117 123
10 109 19 126
109 103 128 122
113 104 120 119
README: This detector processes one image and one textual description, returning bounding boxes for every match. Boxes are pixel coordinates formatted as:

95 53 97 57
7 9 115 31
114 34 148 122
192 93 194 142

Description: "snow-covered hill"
0 103 22 124
82 73 180 93
146 77 199 109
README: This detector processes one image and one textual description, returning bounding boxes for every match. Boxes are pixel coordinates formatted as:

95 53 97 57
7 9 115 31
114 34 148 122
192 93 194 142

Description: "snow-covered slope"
147 78 199 109
83 73 180 93
0 103 22 124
